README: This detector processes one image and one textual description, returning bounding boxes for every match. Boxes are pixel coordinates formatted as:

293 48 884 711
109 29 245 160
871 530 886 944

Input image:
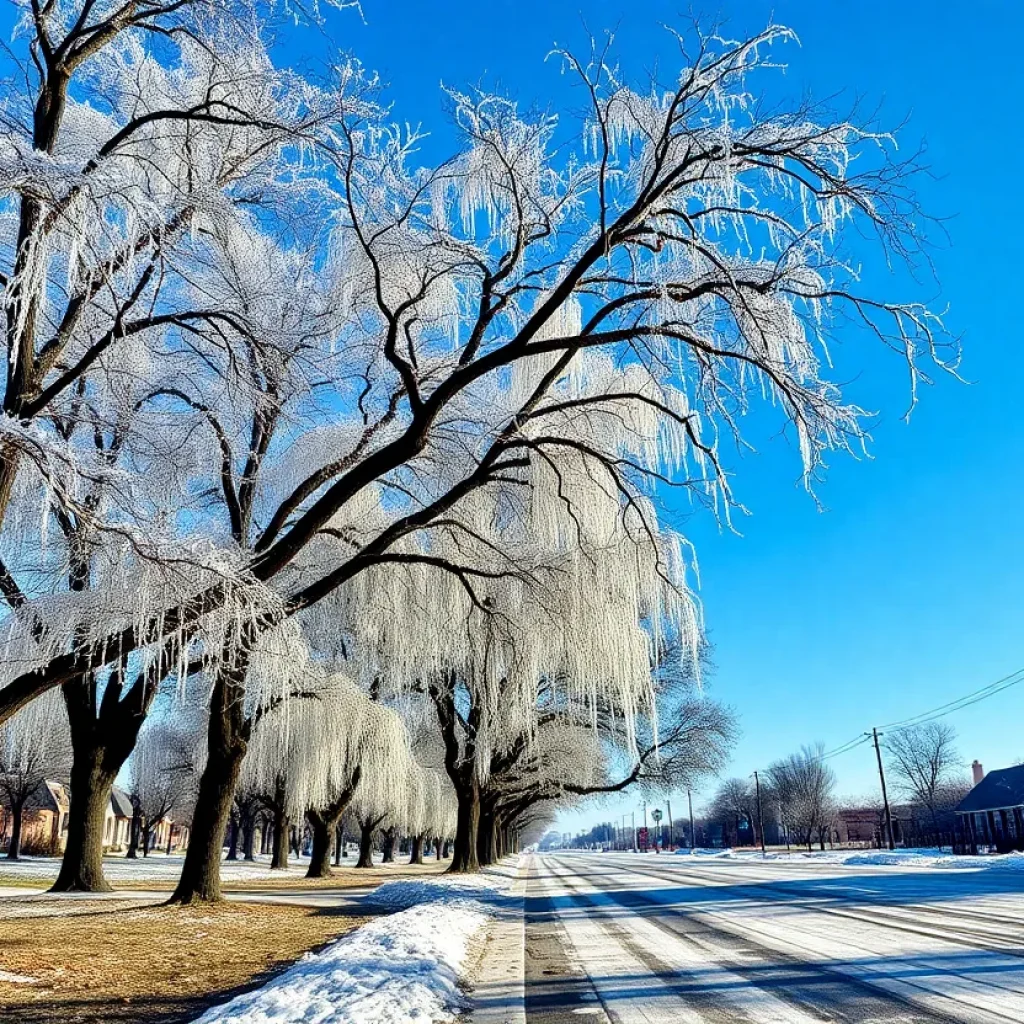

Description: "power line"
877 666 1024 733
752 666 1024 777
817 734 872 762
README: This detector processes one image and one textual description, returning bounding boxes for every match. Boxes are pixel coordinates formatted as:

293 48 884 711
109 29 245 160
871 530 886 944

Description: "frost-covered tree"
242 673 424 879
0 15 954 902
126 718 195 857
0 0 364 893
0 690 70 858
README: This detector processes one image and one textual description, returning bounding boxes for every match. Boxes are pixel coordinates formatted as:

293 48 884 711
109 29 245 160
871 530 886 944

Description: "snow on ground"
190 863 519 1024
667 846 1024 871
0 851 388 883
0 970 37 984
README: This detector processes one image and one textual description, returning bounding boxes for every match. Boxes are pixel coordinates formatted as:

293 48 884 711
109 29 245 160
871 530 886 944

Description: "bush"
21 834 62 857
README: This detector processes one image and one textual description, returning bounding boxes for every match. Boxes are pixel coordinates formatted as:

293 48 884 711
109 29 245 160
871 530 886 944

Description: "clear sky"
4 1 1021 827
311 0 1024 827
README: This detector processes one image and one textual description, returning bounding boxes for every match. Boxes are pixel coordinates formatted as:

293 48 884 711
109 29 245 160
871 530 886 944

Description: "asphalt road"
523 852 1024 1023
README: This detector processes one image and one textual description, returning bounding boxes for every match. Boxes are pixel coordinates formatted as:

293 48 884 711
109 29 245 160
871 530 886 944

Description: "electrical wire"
877 666 1024 733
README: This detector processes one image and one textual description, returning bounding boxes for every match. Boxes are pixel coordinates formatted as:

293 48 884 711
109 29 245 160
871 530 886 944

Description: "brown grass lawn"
0 897 365 1024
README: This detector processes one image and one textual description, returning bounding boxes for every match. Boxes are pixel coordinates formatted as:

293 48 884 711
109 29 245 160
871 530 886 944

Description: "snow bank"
673 847 1024 872
370 872 508 909
673 848 736 858
191 864 520 1024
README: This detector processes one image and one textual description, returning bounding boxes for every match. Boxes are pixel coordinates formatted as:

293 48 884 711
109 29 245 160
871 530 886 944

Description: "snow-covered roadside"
190 865 519 1024
665 846 1024 872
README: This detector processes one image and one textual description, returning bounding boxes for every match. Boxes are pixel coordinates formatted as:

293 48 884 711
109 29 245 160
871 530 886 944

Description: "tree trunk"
226 812 239 860
126 804 141 859
381 827 396 864
6 800 24 860
334 825 344 866
168 665 248 905
449 779 481 873
51 745 118 893
306 809 340 879
435 836 442 860
478 803 498 866
242 811 256 861
271 809 289 870
356 821 376 868
409 834 424 865
269 773 289 870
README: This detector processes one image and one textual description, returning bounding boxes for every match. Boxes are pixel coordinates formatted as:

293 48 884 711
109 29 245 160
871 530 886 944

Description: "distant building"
0 780 70 854
1 782 188 855
956 764 1024 854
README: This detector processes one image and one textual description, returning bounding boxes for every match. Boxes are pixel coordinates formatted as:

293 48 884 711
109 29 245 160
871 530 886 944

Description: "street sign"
651 809 663 823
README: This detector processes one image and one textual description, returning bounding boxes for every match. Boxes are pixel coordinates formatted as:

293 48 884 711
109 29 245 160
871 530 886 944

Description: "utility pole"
687 788 696 850
869 727 896 851
752 770 766 858
631 810 637 852
667 800 674 849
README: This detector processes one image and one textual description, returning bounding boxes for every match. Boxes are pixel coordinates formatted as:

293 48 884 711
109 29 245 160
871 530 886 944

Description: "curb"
468 857 527 1024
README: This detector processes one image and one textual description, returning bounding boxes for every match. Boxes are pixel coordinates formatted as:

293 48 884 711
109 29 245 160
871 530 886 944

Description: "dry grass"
0 897 366 1024
222 858 449 891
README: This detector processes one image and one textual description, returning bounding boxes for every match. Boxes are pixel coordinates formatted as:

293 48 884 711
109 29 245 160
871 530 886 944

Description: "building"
836 805 914 847
955 763 1024 854
104 787 134 851
0 780 70 855
0 782 187 855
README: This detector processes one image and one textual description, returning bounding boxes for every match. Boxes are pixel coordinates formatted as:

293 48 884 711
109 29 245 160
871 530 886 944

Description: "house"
955 763 1024 854
104 787 134 851
0 780 70 854
2 781 188 855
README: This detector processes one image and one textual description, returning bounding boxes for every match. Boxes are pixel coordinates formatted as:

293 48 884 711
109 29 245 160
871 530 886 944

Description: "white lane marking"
535 857 704 1023
550 860 832 1024
575 854 1024 1024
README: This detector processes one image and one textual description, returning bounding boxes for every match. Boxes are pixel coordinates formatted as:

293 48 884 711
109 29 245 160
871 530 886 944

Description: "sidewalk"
468 857 528 1024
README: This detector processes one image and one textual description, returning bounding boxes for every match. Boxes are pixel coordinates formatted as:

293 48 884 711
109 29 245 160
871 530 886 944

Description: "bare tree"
767 744 837 851
885 723 961 831
0 692 70 858
708 778 757 847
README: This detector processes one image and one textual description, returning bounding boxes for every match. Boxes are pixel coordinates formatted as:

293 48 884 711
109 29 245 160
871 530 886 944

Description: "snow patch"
671 847 1024 872
191 864 519 1024
0 970 37 984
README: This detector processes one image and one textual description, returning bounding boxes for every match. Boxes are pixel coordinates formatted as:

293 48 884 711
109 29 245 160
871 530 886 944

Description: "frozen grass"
0 851 449 890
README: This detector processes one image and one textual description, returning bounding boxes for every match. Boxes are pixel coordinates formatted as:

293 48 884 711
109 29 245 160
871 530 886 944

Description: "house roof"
957 766 1024 814
25 779 66 814
110 787 134 819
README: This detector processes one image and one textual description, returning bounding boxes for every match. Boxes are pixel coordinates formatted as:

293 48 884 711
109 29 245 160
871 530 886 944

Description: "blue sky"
3 1 1020 826
314 0 1024 823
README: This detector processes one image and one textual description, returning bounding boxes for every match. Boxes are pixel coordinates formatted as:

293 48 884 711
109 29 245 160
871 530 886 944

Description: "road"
523 852 1024 1023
